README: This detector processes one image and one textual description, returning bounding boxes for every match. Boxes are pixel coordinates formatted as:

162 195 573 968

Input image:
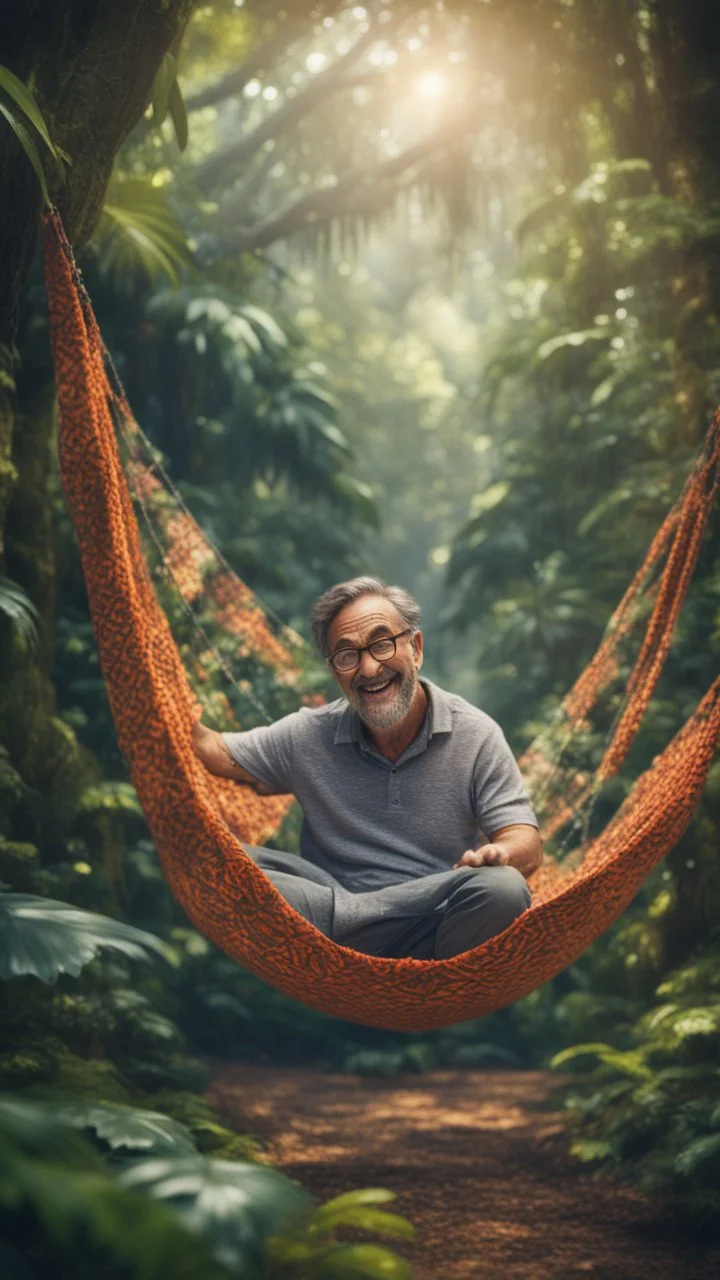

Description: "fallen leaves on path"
208 1066 720 1280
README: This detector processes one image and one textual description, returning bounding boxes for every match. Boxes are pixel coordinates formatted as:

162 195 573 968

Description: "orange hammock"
43 211 720 1031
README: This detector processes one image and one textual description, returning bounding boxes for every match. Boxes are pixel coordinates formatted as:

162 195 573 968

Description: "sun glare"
416 71 447 98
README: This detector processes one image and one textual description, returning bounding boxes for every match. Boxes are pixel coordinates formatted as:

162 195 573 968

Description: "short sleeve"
472 719 538 835
222 712 298 792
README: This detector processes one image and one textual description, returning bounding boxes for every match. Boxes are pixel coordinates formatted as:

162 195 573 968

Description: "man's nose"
357 649 384 678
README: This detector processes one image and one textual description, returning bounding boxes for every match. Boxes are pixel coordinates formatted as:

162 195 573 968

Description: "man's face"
327 594 423 731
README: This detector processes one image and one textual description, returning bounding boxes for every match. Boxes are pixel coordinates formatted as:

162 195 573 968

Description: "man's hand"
453 824 543 877
454 844 510 869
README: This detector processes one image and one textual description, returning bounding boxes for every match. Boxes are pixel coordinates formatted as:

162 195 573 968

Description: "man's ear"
411 630 423 668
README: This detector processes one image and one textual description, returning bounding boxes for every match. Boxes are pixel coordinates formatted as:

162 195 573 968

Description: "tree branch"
185 0 381 114
222 142 281 218
223 107 483 254
185 2 308 114
195 23 389 192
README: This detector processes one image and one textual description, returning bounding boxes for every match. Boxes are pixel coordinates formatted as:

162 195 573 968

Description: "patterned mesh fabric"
43 211 720 1031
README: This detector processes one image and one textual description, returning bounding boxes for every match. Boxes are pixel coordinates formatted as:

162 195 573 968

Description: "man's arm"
454 824 543 879
192 720 290 796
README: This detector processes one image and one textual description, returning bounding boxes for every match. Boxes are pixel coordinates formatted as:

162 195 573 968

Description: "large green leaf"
0 98 51 208
673 1133 720 1178
313 1190 397 1215
269 1239 413 1279
310 1205 414 1242
152 52 176 127
51 1102 197 1156
0 892 172 983
0 1097 103 1167
168 78 189 152
118 1155 312 1274
0 66 58 157
0 1100 217 1279
241 303 289 349
331 473 379 525
549 1042 653 1081
290 379 339 411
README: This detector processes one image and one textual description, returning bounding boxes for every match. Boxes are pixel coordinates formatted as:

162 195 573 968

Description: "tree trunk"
0 0 194 879
649 0 720 446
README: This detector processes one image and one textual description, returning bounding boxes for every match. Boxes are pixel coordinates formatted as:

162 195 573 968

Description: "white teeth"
362 677 395 694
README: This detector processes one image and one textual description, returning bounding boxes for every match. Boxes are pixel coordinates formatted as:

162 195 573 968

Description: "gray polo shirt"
222 679 538 892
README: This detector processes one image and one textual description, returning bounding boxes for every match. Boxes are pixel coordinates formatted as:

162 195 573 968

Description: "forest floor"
208 1065 720 1280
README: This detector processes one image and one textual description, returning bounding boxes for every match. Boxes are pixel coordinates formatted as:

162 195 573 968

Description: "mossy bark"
643 4 720 960
0 0 194 886
650 1 720 445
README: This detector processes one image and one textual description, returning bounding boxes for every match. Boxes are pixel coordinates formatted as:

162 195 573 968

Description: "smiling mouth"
357 675 399 697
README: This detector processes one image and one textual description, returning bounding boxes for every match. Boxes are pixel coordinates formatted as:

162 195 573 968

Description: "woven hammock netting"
43 210 720 1031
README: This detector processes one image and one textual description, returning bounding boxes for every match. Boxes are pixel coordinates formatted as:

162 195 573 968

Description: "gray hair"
309 576 421 659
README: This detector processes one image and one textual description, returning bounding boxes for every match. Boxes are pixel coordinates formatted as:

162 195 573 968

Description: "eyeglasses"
327 628 413 673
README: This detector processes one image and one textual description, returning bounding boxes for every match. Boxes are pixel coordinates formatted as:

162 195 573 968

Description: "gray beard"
349 668 419 730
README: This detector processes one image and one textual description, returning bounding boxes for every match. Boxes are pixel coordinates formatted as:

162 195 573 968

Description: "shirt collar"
333 678 453 746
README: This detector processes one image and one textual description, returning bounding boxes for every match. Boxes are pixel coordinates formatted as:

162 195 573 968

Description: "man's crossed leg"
243 846 531 960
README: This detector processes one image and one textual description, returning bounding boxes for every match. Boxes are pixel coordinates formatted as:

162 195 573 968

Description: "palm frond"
94 177 194 287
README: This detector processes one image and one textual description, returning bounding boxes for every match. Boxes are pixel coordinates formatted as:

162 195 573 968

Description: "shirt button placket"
389 766 401 809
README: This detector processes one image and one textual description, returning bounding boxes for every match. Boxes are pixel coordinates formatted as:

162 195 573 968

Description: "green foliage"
151 52 188 151
0 65 60 208
268 1188 414 1280
0 67 57 157
341 1043 440 1076
0 892 171 983
143 284 363 502
0 750 29 832
77 779 142 818
550 1042 654 1083
0 1095 416 1279
0 577 40 652
549 939 720 1234
0 1098 221 1279
94 176 195 287
445 141 720 734
168 79 189 153
41 1099 197 1156
152 53 178 130
340 1050 406 1077
119 1153 313 1275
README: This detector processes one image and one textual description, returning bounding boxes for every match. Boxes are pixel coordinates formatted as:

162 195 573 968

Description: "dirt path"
208 1066 720 1280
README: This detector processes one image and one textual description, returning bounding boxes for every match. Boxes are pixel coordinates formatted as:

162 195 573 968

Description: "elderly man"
192 576 541 960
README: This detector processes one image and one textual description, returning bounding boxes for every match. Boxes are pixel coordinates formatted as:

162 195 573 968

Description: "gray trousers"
244 846 532 961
